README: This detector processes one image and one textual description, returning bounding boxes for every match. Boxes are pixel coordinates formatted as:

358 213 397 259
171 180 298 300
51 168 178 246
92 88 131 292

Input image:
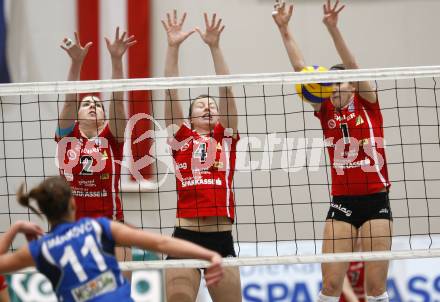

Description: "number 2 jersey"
55 122 124 221
339 261 366 302
314 93 390 196
170 122 239 220
28 218 132 302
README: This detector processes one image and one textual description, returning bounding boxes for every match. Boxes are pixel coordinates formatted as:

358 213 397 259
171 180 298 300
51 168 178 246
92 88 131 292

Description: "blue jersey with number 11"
28 218 132 302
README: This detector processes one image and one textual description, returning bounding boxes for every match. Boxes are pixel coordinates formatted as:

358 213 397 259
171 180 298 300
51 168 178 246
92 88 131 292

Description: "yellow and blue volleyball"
295 66 333 103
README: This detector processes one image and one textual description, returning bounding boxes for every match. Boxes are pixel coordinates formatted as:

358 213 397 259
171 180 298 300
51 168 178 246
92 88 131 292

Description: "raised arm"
57 33 92 136
105 27 137 142
323 0 377 103
162 10 195 129
0 221 42 274
272 1 306 72
111 221 223 286
273 2 322 111
196 13 238 134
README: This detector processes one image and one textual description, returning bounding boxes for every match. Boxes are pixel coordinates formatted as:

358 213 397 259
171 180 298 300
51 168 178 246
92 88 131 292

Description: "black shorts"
167 227 236 260
326 192 393 229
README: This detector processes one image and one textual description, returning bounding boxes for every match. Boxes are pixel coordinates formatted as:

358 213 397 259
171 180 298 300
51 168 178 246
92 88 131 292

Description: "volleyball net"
1 66 440 270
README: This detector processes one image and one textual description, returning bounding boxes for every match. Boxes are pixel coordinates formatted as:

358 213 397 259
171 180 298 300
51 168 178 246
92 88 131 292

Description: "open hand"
162 10 195 47
14 221 44 241
196 13 225 48
272 0 294 29
323 0 345 28
60 32 92 63
105 27 137 59
204 253 224 286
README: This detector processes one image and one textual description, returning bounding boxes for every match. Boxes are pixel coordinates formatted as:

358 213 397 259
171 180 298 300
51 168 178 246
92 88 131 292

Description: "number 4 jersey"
55 122 124 221
28 218 132 302
170 123 239 220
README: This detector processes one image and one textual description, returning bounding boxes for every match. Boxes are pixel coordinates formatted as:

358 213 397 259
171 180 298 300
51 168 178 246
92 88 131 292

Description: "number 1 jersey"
314 93 390 196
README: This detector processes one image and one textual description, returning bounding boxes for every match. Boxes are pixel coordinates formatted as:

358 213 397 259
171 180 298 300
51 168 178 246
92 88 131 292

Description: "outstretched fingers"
336 4 345 14
115 26 120 40
74 32 80 45
179 12 187 27
173 9 178 25
204 12 210 29
83 42 93 50
215 18 222 31
332 0 340 11
166 12 172 27
210 13 217 28
161 19 169 31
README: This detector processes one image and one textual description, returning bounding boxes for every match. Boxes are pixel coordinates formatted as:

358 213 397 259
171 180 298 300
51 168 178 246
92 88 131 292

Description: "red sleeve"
173 123 193 142
102 123 124 150
0 275 7 290
314 100 330 120
167 123 193 154
356 92 380 110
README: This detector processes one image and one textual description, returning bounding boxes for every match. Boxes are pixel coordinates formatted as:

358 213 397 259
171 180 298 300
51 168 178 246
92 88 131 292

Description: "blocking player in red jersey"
340 236 366 302
56 27 136 273
340 261 366 302
0 275 9 302
162 10 241 302
273 1 392 301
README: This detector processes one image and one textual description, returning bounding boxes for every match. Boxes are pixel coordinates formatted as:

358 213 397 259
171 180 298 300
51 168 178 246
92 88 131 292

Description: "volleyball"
295 66 334 103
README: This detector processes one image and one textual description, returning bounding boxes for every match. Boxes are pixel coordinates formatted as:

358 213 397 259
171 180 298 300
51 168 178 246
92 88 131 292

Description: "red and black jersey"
340 261 366 302
0 275 6 291
315 93 390 196
55 122 124 221
170 123 239 220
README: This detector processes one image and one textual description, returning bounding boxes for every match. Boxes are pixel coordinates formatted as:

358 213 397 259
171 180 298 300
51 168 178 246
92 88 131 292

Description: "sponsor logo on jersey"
82 147 101 155
64 172 74 181
356 115 364 126
328 119 336 129
359 138 369 146
72 190 108 198
176 162 187 170
71 271 117 302
181 177 222 188
379 208 389 214
100 173 110 180
334 112 356 122
101 150 108 161
213 161 224 169
181 142 190 151
334 157 371 170
330 202 352 217
78 179 96 187
67 150 77 161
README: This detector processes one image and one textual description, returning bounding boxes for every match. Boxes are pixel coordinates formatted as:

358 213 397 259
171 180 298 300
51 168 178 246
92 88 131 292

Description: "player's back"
28 217 132 302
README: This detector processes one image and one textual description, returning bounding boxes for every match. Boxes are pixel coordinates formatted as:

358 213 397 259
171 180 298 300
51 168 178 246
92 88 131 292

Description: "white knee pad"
317 292 340 302
367 292 389 302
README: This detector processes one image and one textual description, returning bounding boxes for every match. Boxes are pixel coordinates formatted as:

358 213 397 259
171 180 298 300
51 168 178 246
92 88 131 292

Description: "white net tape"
0 65 439 95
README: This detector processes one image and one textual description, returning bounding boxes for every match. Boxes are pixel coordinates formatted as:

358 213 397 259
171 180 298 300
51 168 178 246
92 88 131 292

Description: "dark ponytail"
16 176 72 222
17 183 41 216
